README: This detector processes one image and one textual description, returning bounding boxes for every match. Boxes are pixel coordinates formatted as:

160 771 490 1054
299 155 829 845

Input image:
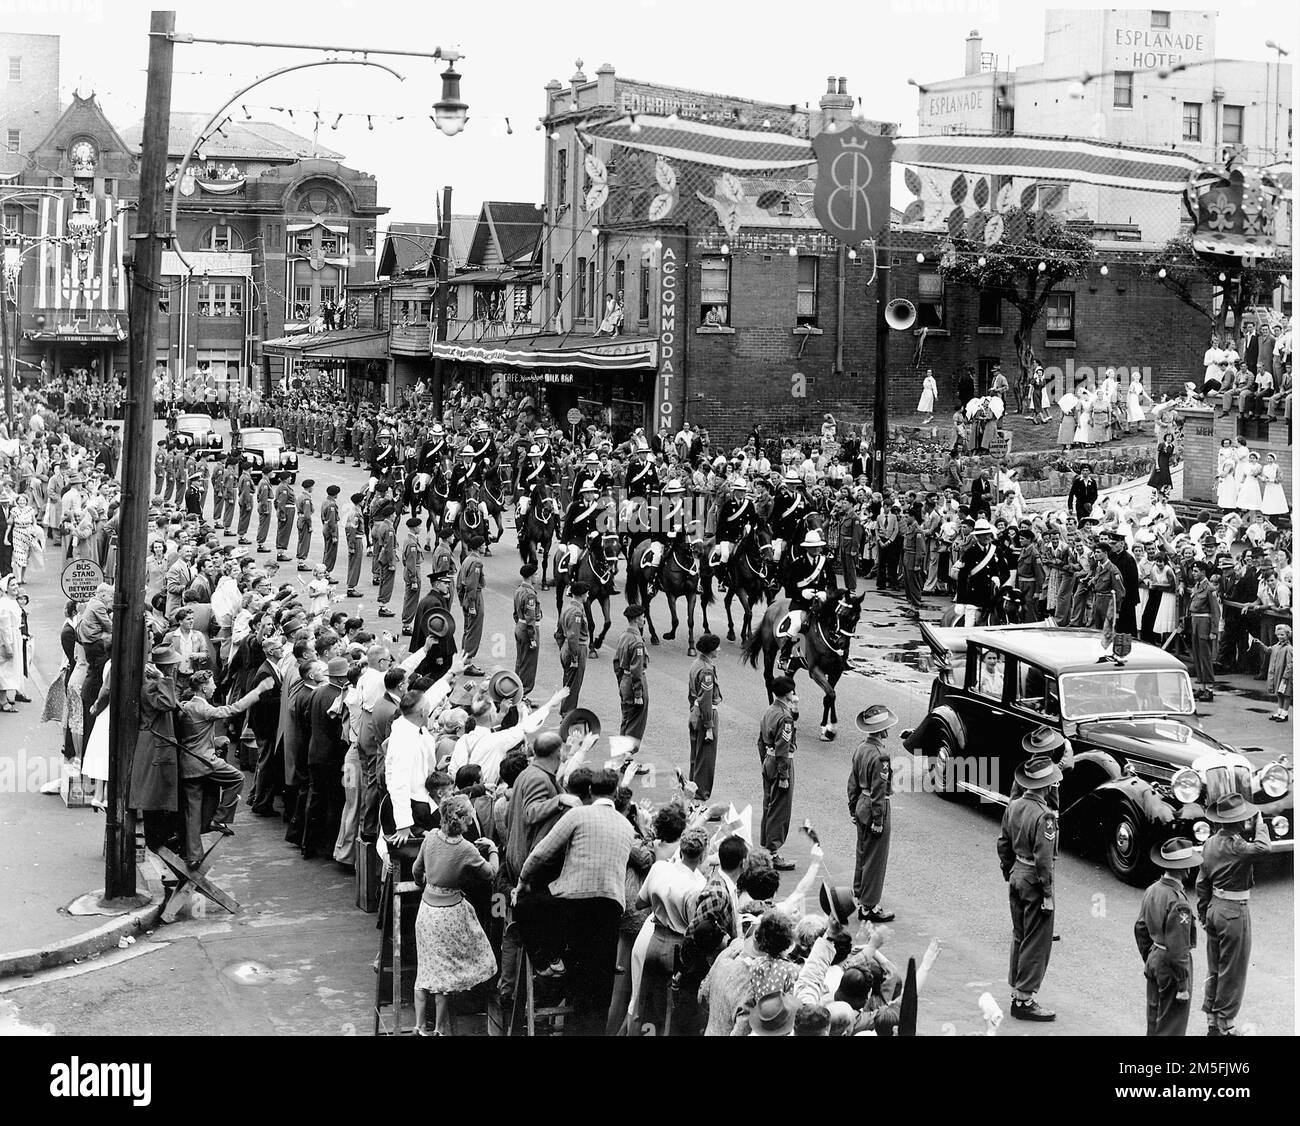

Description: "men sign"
61 558 105 604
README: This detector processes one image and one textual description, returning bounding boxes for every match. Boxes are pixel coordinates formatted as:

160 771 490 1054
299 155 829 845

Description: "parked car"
902 624 1293 884
236 428 297 482
171 412 224 459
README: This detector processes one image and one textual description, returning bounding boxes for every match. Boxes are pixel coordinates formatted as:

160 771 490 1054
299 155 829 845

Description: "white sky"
7 0 1297 227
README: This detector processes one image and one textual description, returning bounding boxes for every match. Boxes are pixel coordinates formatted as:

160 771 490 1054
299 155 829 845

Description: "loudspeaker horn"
885 298 917 331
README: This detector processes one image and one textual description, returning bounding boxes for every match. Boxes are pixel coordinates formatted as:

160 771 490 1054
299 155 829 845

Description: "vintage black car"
902 625 1293 884
171 412 224 459
236 427 297 482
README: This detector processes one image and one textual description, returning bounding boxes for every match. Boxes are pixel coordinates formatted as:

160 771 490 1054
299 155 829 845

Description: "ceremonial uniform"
211 464 226 525
758 698 796 855
513 578 541 695
955 535 1003 626
1135 874 1197 1036
274 479 294 557
1197 821 1272 1033
344 504 364 592
319 492 339 572
559 593 589 709
625 457 659 500
561 494 603 559
333 415 347 461
456 555 485 665
221 467 238 534
371 515 397 610
613 623 649 741
848 736 893 913
996 789 1057 1004
255 475 272 549
295 486 314 565
153 445 166 497
687 654 720 799
401 533 423 629
237 470 254 540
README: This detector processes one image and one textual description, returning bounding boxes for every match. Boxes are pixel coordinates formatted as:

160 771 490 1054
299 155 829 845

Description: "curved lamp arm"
169 58 404 273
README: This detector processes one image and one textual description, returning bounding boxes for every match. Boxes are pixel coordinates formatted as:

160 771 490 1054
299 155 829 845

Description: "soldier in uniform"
321 484 341 573
221 459 238 536
371 427 399 484
210 462 226 527
848 703 899 924
1136 837 1201 1036
1196 793 1273 1036
613 604 649 742
559 580 590 709
427 530 454 591
295 478 315 571
352 413 369 469
456 550 486 677
333 411 347 462
255 471 273 552
401 517 424 634
168 445 186 505
236 465 254 543
467 417 496 478
687 632 722 800
996 729 1063 1022
371 502 398 617
758 675 799 871
274 472 295 560
777 528 834 674
344 492 365 596
513 563 541 704
153 442 167 499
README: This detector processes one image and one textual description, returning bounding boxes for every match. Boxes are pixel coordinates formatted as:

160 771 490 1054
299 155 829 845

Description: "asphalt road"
3 419 1292 1036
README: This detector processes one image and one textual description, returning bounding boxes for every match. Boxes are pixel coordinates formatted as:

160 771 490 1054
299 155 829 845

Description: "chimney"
965 29 983 76
818 75 854 130
596 62 616 105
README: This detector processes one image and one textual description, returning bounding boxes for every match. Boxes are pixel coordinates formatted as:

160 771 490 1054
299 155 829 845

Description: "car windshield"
243 430 282 447
178 415 209 427
1059 669 1195 720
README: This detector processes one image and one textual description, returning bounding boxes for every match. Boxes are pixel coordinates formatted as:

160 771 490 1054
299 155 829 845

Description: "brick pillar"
1178 406 1218 503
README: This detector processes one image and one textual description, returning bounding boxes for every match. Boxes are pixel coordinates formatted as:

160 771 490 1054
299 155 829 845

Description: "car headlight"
1172 768 1203 804
1271 815 1290 838
1192 819 1212 843
1260 763 1290 799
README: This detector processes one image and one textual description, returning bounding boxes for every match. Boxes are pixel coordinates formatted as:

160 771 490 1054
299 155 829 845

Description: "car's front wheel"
1104 804 1150 886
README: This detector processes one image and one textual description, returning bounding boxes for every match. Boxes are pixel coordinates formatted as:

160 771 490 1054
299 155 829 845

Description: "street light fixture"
433 63 469 137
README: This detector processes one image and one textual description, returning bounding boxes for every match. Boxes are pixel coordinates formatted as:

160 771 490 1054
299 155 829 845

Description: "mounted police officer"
777 528 834 673
561 478 604 572
709 477 754 591
770 468 810 562
515 440 554 519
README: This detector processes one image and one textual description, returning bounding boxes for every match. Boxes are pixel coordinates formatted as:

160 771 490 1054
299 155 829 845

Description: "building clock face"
70 140 98 167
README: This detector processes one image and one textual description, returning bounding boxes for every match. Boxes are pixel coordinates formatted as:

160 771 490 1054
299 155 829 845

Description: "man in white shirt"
384 691 441 844
447 687 567 785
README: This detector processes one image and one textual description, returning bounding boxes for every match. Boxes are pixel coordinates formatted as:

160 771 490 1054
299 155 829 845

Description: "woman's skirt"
1237 478 1264 512
1217 476 1239 509
1057 416 1076 446
1262 481 1288 516
82 705 110 782
1127 394 1146 423
917 387 936 413
414 894 497 994
1152 591 1178 635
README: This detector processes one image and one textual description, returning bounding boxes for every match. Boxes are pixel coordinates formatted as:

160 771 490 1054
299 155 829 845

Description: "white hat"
527 444 543 457
460 444 475 456
972 518 995 535
731 477 750 490
661 479 685 495
579 479 598 493
801 529 826 549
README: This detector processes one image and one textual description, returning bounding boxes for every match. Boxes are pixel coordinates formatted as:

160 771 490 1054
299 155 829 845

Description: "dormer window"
778 197 793 217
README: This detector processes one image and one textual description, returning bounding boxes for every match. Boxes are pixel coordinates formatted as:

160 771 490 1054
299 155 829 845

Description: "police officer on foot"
849 703 897 924
1197 793 1272 1036
996 727 1063 1021
1135 837 1201 1036
759 675 799 871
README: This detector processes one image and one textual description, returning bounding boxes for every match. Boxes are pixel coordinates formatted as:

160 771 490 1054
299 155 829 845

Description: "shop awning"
26 328 126 344
429 334 657 371
262 327 388 360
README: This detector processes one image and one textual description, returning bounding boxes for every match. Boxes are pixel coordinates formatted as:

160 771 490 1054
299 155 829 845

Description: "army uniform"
848 735 893 915
559 592 589 710
371 514 397 611
333 415 347 461
613 621 649 742
687 653 720 799
255 474 272 550
758 698 796 856
456 555 486 667
1135 874 1197 1036
221 466 238 535
996 789 1058 1007
295 484 314 567
1197 820 1272 1034
153 445 167 497
401 528 423 630
513 576 541 696
236 469 254 541
321 489 340 572
211 464 226 526
345 501 365 593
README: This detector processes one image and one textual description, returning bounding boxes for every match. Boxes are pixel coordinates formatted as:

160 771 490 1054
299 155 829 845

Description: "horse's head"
598 532 621 562
818 589 863 650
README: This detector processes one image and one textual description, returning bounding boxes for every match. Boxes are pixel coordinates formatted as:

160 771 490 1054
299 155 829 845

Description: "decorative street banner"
656 234 687 436
812 124 894 245
1184 162 1284 261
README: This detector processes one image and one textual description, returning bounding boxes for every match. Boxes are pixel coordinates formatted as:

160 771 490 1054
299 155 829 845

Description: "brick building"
0 32 60 178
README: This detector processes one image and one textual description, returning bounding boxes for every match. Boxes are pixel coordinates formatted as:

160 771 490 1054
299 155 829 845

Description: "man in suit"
302 657 349 859
164 544 195 620
1068 465 1099 521
1220 552 1260 672
516 767 640 1037
969 466 992 522
247 634 286 816
1105 531 1142 639
357 665 406 843
283 656 321 845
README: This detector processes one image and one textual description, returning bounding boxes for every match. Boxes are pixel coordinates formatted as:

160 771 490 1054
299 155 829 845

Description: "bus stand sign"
61 558 105 603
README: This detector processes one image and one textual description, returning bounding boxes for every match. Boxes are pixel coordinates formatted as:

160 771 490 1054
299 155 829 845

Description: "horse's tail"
741 620 765 668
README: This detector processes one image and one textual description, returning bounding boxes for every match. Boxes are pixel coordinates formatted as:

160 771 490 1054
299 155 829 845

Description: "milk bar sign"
61 558 104 603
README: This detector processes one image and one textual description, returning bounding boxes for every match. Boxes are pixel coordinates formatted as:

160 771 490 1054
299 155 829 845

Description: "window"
293 286 312 317
1151 10 1170 27
1114 71 1133 109
204 224 242 252
158 290 170 315
699 254 730 326
5 129 19 153
513 284 534 323
1015 663 1060 718
197 281 244 317
320 235 339 255
587 258 596 319
995 104 1014 134
2 206 19 247
473 285 505 322
972 649 1006 701
553 264 564 326
318 285 337 307
614 259 626 305
576 256 588 319
1222 104 1244 145
917 266 945 329
1045 291 1075 340
977 289 1002 328
293 235 313 255
1182 102 1202 142
102 178 115 197
556 148 568 203
639 264 650 322
796 256 818 326
7 57 20 81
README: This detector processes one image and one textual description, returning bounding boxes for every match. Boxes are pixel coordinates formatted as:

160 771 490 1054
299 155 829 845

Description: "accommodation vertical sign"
657 235 686 433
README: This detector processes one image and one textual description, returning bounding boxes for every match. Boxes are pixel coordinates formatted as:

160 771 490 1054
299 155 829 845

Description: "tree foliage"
1147 232 1291 335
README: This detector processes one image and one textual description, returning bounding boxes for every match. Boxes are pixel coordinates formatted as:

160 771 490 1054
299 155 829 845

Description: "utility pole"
872 230 891 494
431 184 452 411
1 269 13 423
104 8 175 903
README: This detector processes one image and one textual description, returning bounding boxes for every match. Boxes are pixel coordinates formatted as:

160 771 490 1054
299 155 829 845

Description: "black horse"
517 483 559 588
742 589 865 741
708 525 780 644
625 534 712 656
